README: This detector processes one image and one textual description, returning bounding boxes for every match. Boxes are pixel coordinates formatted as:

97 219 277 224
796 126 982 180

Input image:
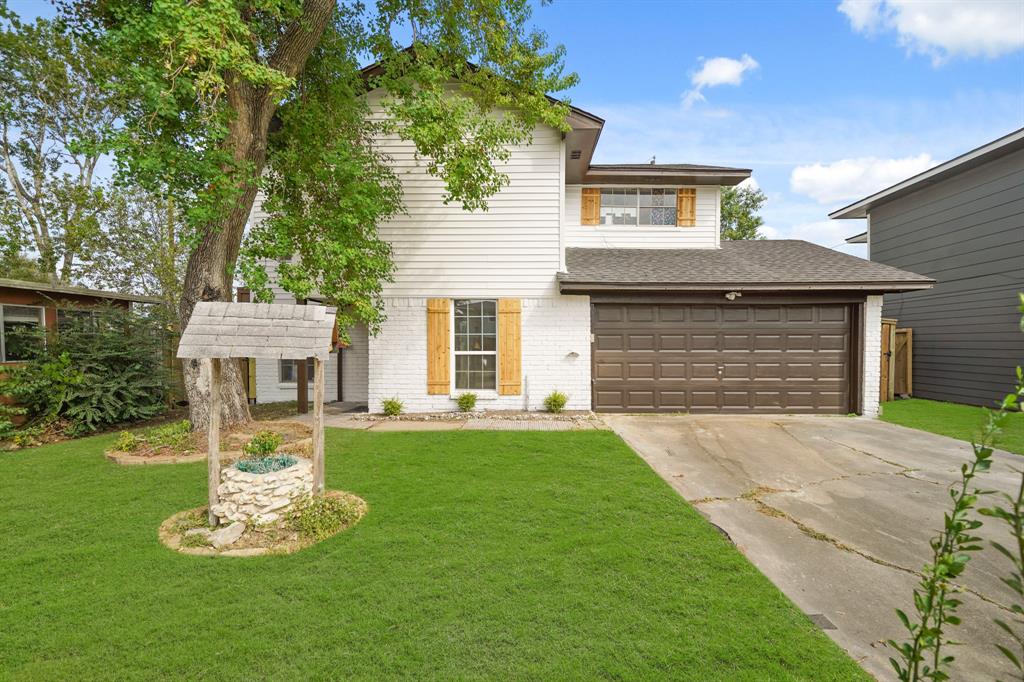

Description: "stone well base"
210 456 313 525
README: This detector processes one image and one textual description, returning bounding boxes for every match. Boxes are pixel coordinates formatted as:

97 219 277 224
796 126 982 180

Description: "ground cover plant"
0 429 867 680
881 398 1024 455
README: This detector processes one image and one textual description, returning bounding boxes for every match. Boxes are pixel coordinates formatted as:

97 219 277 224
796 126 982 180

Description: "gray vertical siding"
870 147 1024 407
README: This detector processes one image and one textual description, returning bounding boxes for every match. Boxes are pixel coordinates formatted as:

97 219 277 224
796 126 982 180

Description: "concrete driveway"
605 414 1020 681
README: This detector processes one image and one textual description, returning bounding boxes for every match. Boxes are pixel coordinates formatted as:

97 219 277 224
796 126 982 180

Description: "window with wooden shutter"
677 188 696 227
497 298 522 395
580 187 601 225
426 298 450 394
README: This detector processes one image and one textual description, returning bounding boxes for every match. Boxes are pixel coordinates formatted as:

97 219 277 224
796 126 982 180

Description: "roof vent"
570 150 581 160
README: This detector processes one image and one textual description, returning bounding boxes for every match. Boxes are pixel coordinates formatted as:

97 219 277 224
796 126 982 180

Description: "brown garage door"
592 303 852 413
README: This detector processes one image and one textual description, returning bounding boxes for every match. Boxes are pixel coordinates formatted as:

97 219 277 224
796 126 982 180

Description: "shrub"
113 431 140 452
235 454 296 475
0 304 169 436
457 392 477 412
381 397 403 416
286 494 363 541
243 430 283 457
543 391 568 413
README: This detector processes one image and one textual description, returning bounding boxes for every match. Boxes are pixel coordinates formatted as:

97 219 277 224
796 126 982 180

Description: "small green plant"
382 397 403 416
113 431 140 452
180 533 212 548
286 494 363 541
235 454 296 474
148 420 192 449
243 430 283 457
543 391 568 413
457 393 477 412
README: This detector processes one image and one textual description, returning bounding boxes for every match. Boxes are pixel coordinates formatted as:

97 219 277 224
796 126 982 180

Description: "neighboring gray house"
832 128 1024 407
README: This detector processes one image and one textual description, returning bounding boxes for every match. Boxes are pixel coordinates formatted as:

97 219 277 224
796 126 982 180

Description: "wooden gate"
880 319 912 402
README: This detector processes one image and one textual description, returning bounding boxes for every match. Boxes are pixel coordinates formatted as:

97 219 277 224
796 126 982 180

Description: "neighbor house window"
279 358 314 384
0 304 44 362
454 299 496 390
57 308 101 330
600 188 677 226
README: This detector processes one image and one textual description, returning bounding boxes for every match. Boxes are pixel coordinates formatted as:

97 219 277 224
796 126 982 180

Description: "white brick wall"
367 295 591 413
862 295 883 417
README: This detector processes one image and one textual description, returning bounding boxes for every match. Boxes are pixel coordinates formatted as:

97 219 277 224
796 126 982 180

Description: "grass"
0 429 867 681
880 398 1024 455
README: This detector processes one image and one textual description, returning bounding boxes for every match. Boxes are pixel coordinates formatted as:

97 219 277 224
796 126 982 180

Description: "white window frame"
450 299 499 395
0 304 45 363
598 187 679 227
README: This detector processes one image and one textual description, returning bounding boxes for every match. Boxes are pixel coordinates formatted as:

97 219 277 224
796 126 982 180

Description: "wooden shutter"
426 298 450 394
677 188 696 227
498 298 522 395
581 188 601 225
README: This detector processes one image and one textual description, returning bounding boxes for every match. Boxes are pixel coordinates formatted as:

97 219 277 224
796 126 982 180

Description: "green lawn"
0 429 867 681
880 398 1024 455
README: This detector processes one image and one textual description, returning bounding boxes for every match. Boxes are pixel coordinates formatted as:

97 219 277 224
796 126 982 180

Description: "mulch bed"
158 490 367 557
106 420 312 465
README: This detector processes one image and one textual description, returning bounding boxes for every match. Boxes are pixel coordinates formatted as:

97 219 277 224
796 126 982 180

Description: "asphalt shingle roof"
560 241 934 291
177 302 336 360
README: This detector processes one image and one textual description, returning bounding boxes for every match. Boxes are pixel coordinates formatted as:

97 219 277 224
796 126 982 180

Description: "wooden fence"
881 318 913 402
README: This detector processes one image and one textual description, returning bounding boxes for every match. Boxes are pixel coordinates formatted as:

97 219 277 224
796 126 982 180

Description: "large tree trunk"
178 0 336 431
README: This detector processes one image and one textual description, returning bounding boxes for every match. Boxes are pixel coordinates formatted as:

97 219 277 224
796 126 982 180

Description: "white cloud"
738 177 760 191
839 0 1024 64
683 54 759 108
790 154 937 204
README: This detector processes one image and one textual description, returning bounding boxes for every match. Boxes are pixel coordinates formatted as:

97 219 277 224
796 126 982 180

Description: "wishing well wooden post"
312 355 325 495
206 357 222 525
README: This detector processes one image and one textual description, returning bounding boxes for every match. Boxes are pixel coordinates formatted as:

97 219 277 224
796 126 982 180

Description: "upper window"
600 188 677 226
279 358 314 384
1 304 44 362
454 299 496 390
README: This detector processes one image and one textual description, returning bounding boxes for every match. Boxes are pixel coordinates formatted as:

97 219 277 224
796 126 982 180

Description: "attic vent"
570 150 582 160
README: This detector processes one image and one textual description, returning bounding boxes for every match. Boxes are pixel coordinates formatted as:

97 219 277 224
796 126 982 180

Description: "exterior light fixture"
725 291 742 301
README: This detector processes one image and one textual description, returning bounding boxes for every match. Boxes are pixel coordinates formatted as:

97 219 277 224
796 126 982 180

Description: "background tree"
720 184 767 240
88 187 188 326
67 0 577 431
0 11 119 283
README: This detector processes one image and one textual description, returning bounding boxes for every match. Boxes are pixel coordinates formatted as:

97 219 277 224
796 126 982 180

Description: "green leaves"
889 352 1024 680
720 185 767 241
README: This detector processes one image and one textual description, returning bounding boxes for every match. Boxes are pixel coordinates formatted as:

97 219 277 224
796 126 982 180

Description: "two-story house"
251 82 933 417
833 128 1024 407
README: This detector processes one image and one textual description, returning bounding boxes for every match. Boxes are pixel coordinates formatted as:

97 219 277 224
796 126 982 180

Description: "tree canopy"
61 0 577 427
720 184 767 241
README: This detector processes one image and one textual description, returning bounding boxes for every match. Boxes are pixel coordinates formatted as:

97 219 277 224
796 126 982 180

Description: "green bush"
0 304 169 436
543 391 568 413
456 393 477 412
235 454 296 474
243 429 283 457
381 397 403 416
286 494 363 541
113 431 140 452
147 420 192 449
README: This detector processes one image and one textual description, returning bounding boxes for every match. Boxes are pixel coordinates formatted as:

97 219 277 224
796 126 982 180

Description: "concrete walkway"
604 413 1020 681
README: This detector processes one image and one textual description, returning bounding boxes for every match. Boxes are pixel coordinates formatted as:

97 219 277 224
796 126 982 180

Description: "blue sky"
10 0 1024 254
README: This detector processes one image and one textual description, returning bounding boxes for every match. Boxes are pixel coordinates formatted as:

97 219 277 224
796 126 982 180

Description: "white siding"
339 324 369 402
254 354 339 404
367 295 591 413
564 184 720 249
369 94 563 297
862 295 883 418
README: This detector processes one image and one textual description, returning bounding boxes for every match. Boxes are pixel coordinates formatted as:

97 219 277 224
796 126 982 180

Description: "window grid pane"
598 187 677 226
453 299 498 391
1 305 43 362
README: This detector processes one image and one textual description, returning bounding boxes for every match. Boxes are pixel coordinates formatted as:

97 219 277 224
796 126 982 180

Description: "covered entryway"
591 302 854 413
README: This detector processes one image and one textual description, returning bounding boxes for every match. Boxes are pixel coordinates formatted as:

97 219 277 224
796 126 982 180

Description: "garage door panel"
592 302 852 413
